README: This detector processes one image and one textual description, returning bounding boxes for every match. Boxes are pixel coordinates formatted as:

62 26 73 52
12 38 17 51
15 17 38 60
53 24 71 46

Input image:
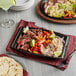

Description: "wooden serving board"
36 1 76 24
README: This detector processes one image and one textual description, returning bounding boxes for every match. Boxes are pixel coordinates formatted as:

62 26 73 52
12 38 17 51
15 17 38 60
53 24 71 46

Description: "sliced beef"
57 0 67 3
44 0 67 13
25 30 35 35
25 30 37 39
44 0 56 14
23 35 31 41
48 0 67 4
17 28 44 51
21 44 30 50
30 29 43 37
30 29 42 34
44 2 48 9
17 37 22 44
48 0 56 4
17 33 31 50
48 0 58 5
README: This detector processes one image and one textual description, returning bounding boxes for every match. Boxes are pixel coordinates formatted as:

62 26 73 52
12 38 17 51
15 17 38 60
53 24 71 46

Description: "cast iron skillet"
41 2 76 20
11 27 70 59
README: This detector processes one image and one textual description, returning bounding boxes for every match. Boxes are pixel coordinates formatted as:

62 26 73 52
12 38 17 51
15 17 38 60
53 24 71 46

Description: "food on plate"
44 0 76 18
0 57 23 76
17 27 65 57
68 0 76 3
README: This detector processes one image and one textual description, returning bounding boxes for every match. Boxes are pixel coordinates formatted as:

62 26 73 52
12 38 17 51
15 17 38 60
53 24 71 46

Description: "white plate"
10 0 34 11
15 0 27 6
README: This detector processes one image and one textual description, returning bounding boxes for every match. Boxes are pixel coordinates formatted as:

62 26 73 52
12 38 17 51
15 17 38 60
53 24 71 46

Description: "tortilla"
0 57 23 76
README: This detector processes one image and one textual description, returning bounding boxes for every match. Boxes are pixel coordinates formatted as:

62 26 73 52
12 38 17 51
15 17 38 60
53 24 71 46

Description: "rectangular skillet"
11 27 70 59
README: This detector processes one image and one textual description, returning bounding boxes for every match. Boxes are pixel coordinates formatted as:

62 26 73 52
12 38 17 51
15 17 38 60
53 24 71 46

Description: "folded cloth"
0 54 29 76
6 20 76 71
0 0 16 11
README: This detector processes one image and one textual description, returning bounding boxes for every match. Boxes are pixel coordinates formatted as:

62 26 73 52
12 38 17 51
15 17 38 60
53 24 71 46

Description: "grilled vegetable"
33 51 39 54
30 39 35 47
50 33 55 39
23 26 29 33
54 51 62 57
73 4 76 8
58 4 66 9
69 0 76 3
64 11 74 18
44 0 76 18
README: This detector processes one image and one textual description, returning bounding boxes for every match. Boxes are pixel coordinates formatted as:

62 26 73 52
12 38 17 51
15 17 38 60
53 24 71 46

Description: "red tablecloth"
0 54 29 76
6 20 76 71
